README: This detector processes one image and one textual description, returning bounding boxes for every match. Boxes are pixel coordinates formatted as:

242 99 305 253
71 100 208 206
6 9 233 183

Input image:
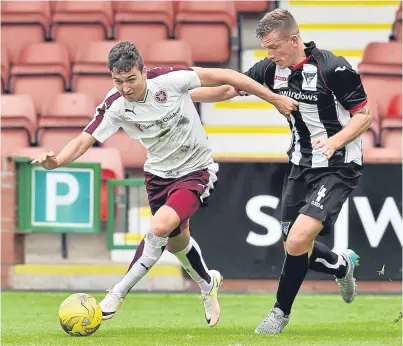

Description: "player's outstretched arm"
192 67 298 115
31 132 96 170
190 85 238 103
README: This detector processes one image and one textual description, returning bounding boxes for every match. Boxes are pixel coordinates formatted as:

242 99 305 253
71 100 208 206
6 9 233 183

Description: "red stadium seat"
1 1 50 62
102 129 147 169
10 42 70 110
361 75 402 120
358 42 402 75
144 40 193 69
361 128 378 149
1 95 37 155
51 1 113 59
380 128 402 155
381 94 402 132
72 41 117 105
37 93 96 151
175 1 236 63
49 0 58 13
113 1 174 54
2 46 10 93
363 146 402 162
11 146 124 222
235 1 270 13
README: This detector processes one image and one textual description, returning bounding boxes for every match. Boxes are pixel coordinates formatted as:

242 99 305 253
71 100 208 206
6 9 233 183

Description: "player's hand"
272 95 299 117
312 137 338 160
31 151 59 170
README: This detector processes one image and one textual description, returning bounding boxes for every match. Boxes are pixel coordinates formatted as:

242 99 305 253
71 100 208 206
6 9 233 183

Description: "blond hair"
255 8 299 39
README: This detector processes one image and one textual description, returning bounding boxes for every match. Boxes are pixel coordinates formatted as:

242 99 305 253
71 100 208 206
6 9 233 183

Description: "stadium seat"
51 1 113 59
10 42 70 110
2 46 10 93
1 1 50 62
235 1 270 13
363 146 402 162
358 42 402 75
361 76 402 120
144 40 193 69
71 41 117 105
11 146 124 222
361 128 378 149
379 94 402 145
174 1 236 63
102 129 147 168
36 93 96 152
49 0 58 13
1 95 37 156
380 128 402 155
112 1 174 54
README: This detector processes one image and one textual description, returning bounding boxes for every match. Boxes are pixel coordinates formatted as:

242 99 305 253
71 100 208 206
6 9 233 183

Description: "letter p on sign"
46 173 79 222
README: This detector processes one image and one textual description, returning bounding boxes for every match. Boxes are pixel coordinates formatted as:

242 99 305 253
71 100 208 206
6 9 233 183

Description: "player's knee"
150 222 170 238
286 236 305 256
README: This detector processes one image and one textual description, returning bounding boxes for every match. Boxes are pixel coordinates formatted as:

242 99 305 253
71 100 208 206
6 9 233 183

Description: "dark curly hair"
108 41 144 73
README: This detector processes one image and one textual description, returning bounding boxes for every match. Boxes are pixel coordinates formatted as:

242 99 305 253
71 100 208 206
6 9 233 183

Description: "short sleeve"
147 67 202 93
234 58 273 96
325 56 368 112
84 90 121 143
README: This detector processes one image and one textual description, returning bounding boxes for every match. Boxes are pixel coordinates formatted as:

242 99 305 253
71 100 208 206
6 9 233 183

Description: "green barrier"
16 158 101 233
107 178 145 250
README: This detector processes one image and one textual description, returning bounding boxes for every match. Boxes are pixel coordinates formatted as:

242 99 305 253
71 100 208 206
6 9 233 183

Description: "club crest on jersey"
302 64 318 91
303 72 316 85
154 89 168 103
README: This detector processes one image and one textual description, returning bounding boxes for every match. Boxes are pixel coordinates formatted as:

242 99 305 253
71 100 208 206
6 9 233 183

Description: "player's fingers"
312 138 321 148
47 151 55 158
31 158 39 164
38 153 49 163
324 148 333 158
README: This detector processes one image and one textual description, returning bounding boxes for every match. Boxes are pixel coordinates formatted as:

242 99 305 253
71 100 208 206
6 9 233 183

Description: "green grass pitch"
1 292 401 345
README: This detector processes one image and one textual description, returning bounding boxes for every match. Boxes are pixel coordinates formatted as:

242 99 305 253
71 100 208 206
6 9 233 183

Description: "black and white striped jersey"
237 41 368 168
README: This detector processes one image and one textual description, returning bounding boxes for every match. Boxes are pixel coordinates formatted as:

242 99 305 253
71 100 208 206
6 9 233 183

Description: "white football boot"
201 270 224 327
99 291 125 320
255 307 290 334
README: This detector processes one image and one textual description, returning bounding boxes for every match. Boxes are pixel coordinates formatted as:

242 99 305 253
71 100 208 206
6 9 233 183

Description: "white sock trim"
315 254 345 270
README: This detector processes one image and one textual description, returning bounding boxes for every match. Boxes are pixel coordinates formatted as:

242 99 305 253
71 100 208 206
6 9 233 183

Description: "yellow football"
58 293 102 337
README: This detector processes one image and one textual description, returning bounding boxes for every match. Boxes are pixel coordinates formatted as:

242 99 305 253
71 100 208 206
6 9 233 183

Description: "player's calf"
100 230 169 320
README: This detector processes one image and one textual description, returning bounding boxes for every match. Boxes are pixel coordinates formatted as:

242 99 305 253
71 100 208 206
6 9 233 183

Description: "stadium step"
19 228 184 291
205 125 291 160
11 263 184 291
